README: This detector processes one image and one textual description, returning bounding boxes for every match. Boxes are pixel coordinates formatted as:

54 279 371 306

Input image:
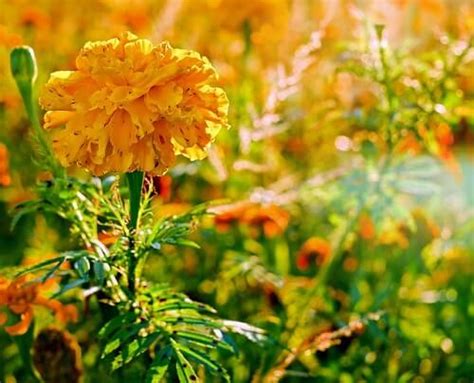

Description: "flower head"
358 213 375 240
296 237 331 270
0 276 78 336
213 202 289 238
39 32 229 175
33 328 83 383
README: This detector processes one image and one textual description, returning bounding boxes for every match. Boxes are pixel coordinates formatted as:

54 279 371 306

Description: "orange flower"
242 204 290 238
434 123 461 176
21 7 50 30
152 175 172 201
0 143 11 187
396 132 422 155
213 202 249 232
39 32 229 176
358 213 375 240
0 25 22 48
212 202 290 237
296 237 331 270
0 276 78 336
343 256 358 272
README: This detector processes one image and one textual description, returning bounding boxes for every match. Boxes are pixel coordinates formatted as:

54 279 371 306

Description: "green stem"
12 323 42 382
17 83 64 179
126 171 144 294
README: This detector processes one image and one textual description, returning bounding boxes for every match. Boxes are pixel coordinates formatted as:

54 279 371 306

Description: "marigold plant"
0 1 473 383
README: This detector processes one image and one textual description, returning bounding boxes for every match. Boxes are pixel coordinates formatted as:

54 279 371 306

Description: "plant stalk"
126 171 144 295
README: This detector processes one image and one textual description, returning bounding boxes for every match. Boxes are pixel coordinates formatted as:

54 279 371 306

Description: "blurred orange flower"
296 237 331 270
40 32 229 175
153 175 172 201
434 123 461 176
0 25 22 48
0 276 78 336
21 7 50 30
213 202 290 238
396 132 423 155
242 204 290 238
0 143 11 187
358 213 375 240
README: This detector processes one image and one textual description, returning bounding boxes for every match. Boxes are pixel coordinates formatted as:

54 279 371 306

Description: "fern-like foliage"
11 176 266 382
99 284 264 382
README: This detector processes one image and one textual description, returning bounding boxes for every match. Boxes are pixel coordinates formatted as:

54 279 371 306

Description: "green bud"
10 46 37 86
74 257 91 278
374 24 385 41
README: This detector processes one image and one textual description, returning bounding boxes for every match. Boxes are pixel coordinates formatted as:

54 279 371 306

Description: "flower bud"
10 46 37 86
374 24 385 41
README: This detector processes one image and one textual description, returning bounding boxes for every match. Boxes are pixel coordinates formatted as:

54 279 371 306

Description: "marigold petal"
44 111 75 129
5 308 33 336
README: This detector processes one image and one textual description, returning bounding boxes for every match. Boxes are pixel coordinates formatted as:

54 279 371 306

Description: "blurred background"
0 0 473 382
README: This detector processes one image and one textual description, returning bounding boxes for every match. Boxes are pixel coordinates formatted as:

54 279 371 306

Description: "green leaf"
10 201 41 230
111 332 159 371
16 256 65 277
174 345 200 383
174 331 234 354
41 259 66 283
74 257 90 278
161 316 221 328
102 322 147 357
145 346 172 383
93 261 106 285
51 278 87 298
394 178 440 196
12 321 41 382
171 239 201 249
16 250 89 278
154 300 216 314
175 343 229 380
99 312 137 339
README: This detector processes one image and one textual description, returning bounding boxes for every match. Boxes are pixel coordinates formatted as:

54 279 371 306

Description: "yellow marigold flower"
39 32 229 175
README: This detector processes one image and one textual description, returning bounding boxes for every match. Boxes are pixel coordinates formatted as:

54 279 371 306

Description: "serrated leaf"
145 346 172 383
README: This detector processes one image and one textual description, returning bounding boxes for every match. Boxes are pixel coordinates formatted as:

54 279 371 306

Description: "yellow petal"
43 111 75 129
